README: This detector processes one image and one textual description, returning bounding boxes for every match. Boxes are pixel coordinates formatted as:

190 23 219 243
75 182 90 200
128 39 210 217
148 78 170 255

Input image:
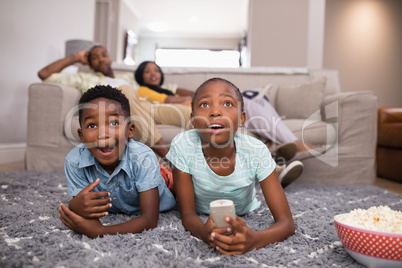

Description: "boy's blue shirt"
65 139 176 215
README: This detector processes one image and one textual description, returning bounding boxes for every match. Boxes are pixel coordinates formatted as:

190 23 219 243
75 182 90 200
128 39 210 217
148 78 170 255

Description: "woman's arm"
137 86 192 106
173 167 216 243
176 88 194 97
59 187 160 238
164 95 192 106
168 88 194 105
211 171 295 255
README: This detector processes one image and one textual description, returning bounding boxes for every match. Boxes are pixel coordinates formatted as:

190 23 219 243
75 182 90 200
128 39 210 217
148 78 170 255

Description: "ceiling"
125 0 249 38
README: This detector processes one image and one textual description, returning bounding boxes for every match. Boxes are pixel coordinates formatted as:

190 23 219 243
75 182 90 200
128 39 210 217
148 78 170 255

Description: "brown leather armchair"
377 107 402 182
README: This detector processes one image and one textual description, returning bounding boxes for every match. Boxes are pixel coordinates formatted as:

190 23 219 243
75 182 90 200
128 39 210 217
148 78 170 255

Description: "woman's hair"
134 61 164 86
191 77 244 112
78 85 130 125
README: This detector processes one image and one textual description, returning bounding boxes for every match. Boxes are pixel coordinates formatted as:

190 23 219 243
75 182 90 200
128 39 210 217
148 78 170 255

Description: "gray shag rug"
1 171 401 268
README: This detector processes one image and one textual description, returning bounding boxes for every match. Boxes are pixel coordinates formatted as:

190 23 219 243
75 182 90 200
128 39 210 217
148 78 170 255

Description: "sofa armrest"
27 82 81 148
323 91 378 158
377 107 402 148
378 106 402 124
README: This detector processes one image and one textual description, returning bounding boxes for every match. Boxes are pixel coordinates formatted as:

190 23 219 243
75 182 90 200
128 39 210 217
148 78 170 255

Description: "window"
155 48 240 68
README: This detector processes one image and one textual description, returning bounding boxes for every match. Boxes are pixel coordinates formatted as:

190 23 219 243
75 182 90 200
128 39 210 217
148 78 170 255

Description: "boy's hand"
210 216 257 256
69 179 111 218
59 203 104 238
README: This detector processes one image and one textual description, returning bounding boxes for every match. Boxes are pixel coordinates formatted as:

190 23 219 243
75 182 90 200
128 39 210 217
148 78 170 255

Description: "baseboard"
0 143 26 165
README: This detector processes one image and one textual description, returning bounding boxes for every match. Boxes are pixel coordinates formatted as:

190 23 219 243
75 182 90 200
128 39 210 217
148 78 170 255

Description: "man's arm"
38 50 88 80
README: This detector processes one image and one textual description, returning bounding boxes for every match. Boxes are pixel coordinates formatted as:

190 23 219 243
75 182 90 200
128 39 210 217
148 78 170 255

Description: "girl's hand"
203 215 217 247
211 216 258 255
203 215 229 248
59 203 104 238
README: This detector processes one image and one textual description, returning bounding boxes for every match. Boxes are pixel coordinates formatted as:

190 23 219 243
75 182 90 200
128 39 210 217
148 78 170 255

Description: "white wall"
0 0 95 145
116 0 141 63
307 0 326 69
0 0 95 164
247 0 310 67
247 0 402 108
247 0 325 68
324 0 402 107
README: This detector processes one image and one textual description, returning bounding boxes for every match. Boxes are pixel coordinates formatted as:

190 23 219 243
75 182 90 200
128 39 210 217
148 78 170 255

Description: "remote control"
210 199 236 228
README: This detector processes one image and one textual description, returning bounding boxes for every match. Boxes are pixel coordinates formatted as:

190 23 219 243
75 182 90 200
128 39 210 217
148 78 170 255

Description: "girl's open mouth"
208 123 225 133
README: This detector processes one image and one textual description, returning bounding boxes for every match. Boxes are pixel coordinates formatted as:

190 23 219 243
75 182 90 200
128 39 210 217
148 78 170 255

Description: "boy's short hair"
78 85 131 125
191 77 244 112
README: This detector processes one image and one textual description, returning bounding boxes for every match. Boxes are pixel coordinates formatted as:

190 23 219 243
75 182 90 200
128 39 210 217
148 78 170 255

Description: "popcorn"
337 206 402 233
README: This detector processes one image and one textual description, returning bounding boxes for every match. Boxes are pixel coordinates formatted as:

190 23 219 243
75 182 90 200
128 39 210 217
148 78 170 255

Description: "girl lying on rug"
58 85 176 238
166 77 295 255
135 61 306 186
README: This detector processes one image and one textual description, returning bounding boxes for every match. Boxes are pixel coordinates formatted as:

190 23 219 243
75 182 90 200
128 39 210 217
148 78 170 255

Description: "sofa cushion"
266 84 278 108
283 119 337 146
241 83 278 108
276 77 326 119
64 115 81 146
157 125 185 146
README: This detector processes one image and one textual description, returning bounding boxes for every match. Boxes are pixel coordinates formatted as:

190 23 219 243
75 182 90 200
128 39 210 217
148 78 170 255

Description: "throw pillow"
241 83 278 108
275 77 326 119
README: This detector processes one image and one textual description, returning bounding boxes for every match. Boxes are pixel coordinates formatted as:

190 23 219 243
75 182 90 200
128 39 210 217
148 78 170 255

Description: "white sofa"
26 66 378 185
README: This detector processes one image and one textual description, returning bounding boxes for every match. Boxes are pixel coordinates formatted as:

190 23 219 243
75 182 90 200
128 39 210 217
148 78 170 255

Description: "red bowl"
334 214 402 267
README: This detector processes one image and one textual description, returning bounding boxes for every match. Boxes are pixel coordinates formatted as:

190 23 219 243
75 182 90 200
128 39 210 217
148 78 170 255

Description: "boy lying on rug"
166 78 295 256
58 85 176 238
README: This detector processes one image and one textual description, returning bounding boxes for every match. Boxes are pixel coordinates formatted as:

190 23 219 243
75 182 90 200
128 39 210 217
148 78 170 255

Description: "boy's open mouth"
98 146 115 154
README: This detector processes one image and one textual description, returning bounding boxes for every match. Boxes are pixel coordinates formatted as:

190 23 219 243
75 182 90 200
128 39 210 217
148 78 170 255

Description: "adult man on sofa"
38 45 191 158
